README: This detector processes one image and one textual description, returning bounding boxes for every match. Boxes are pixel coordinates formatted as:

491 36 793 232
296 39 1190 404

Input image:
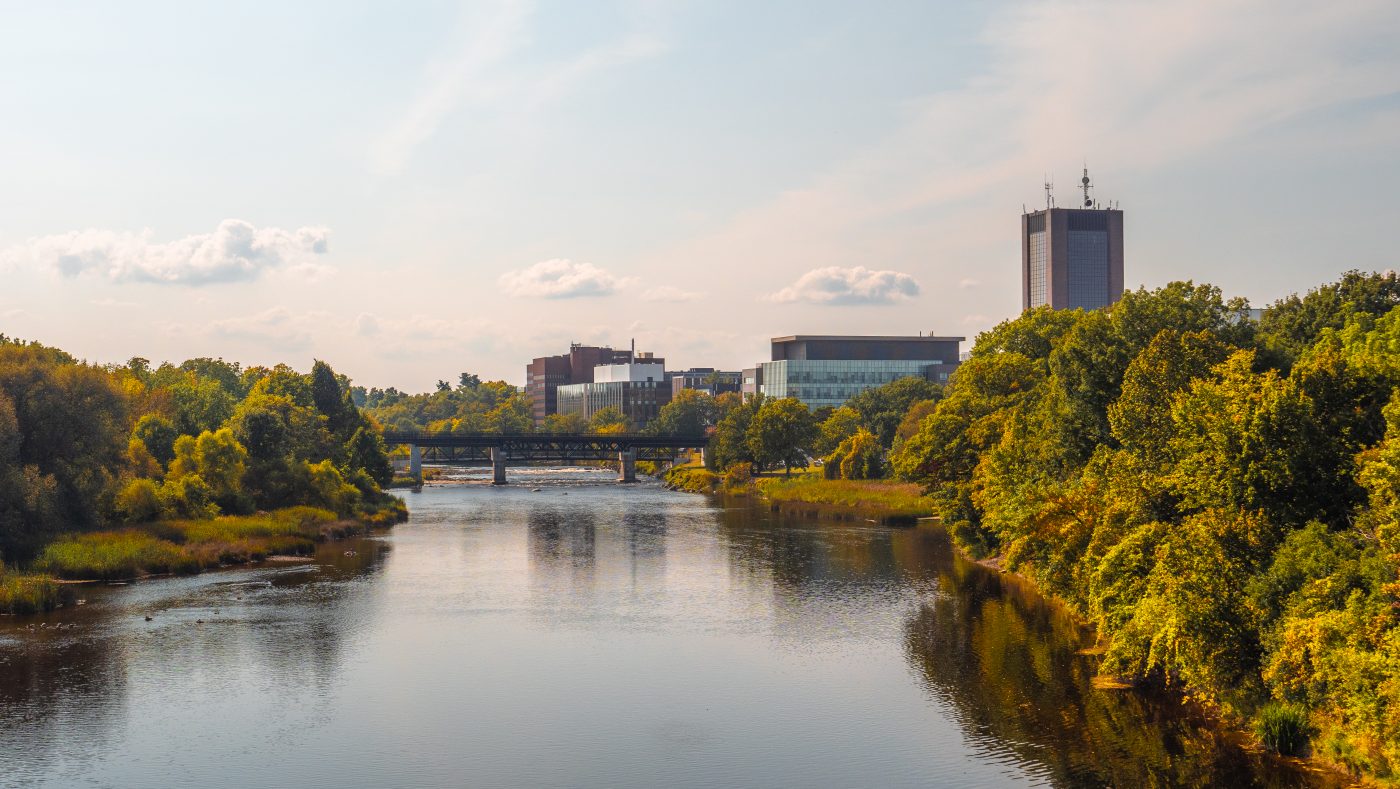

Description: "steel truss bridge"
381 431 709 483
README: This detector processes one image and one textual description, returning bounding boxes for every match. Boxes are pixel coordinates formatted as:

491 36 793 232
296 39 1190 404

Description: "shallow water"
0 468 1344 788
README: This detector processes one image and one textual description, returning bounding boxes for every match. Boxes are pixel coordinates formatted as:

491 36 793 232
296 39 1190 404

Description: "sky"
1 0 1398 391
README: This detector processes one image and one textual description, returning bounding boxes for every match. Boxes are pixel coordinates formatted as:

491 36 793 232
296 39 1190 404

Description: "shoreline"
678 478 1365 788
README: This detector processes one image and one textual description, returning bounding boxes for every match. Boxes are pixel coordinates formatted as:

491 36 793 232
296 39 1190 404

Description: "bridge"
381 431 710 484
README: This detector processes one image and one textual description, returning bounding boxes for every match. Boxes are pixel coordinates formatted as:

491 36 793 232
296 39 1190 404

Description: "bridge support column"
491 447 507 485
409 444 422 480
700 446 711 469
618 447 637 483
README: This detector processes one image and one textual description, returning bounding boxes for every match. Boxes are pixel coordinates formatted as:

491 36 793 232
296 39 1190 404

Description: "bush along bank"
0 339 408 612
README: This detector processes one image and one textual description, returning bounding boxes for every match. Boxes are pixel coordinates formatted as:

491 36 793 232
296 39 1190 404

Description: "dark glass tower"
1021 169 1124 311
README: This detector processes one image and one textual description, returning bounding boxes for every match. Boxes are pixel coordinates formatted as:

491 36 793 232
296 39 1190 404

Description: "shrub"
116 478 163 522
0 571 65 615
35 530 195 579
1255 703 1312 756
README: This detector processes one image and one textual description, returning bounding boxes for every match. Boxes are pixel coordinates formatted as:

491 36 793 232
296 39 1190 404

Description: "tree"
846 376 942 448
711 395 762 470
310 360 351 435
588 406 629 433
459 372 481 389
649 389 716 436
133 414 180 466
813 406 860 457
746 397 817 474
345 426 393 487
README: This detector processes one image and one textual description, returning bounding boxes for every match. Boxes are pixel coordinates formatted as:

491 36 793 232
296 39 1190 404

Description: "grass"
0 571 67 615
1255 703 1313 756
756 474 935 522
31 504 402 581
663 464 722 494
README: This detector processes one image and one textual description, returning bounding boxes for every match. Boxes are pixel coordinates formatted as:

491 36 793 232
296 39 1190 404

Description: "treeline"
876 273 1398 776
0 339 397 564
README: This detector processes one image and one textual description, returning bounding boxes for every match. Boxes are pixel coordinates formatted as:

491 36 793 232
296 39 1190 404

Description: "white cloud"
959 278 980 289
498 258 631 299
205 306 326 350
3 219 330 286
371 1 666 174
766 266 920 306
641 285 704 303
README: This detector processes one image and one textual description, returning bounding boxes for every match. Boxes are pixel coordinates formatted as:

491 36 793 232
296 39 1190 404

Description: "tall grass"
757 475 935 519
31 506 360 580
0 571 66 615
1255 703 1312 756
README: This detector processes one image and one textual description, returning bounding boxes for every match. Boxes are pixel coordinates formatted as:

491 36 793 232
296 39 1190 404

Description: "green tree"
587 406 630 432
345 426 393 487
813 406 860 457
711 395 763 470
133 414 180 466
649 389 716 436
846 376 942 448
746 397 816 474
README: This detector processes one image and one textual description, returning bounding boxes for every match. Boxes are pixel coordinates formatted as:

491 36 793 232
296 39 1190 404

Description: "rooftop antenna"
1043 176 1054 210
1081 162 1094 208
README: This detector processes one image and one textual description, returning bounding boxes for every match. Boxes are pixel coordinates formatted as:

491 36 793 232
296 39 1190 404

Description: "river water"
0 469 1346 788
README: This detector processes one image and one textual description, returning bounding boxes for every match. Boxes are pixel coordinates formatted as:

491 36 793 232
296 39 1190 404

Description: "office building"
556 358 671 428
741 367 763 399
669 368 741 398
1022 168 1124 311
756 334 962 410
525 344 665 425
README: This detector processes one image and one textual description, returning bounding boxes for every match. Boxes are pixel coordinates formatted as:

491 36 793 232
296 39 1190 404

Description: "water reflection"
0 537 388 786
0 479 1345 789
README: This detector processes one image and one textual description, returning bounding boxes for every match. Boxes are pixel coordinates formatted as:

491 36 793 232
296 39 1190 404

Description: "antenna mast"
1043 177 1054 210
1081 163 1093 208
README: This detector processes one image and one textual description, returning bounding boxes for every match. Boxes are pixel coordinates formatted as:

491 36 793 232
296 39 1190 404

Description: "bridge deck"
381 431 708 449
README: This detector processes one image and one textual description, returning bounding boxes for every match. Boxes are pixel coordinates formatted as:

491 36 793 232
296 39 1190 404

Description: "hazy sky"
2 0 1398 391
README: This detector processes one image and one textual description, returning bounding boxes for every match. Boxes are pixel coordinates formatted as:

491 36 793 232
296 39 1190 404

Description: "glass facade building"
1021 206 1123 311
556 380 670 428
752 335 963 410
759 359 951 410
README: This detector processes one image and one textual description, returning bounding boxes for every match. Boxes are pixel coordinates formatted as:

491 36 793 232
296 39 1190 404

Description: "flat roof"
771 335 965 343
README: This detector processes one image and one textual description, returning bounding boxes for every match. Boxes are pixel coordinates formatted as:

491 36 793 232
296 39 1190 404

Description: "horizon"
2 1 1398 391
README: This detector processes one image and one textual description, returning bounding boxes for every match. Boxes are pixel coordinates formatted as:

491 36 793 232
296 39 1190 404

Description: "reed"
757 475 935 520
0 571 66 615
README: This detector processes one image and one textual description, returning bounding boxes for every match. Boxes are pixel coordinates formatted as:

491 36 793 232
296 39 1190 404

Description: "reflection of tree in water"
0 628 125 777
249 535 391 690
716 501 947 593
904 558 1338 789
0 535 391 775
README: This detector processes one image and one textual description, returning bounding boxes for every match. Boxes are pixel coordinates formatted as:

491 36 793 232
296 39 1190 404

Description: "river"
0 469 1347 788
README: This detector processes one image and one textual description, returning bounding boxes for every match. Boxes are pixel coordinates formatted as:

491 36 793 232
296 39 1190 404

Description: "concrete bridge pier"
491 447 507 485
699 446 711 469
409 444 422 479
618 447 637 483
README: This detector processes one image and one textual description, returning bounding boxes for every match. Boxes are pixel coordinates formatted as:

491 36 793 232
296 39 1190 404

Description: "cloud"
205 306 325 350
371 1 666 174
766 266 920 306
3 219 330 286
498 259 631 299
653 0 1400 317
958 278 980 289
641 285 704 303
90 297 142 308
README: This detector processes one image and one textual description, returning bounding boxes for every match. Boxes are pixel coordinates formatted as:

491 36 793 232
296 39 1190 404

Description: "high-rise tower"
1021 167 1124 311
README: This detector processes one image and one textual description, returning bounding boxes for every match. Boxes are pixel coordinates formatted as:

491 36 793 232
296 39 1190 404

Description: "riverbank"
663 468 1366 787
664 464 935 524
0 499 407 614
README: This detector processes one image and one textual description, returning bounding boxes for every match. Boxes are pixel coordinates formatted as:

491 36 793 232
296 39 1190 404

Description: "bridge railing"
380 430 709 447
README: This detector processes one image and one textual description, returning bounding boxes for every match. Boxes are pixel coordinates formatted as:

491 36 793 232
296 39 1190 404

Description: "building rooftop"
771 334 965 343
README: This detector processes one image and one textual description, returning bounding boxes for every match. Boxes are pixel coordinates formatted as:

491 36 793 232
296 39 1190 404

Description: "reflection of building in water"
527 507 598 595
621 506 667 588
